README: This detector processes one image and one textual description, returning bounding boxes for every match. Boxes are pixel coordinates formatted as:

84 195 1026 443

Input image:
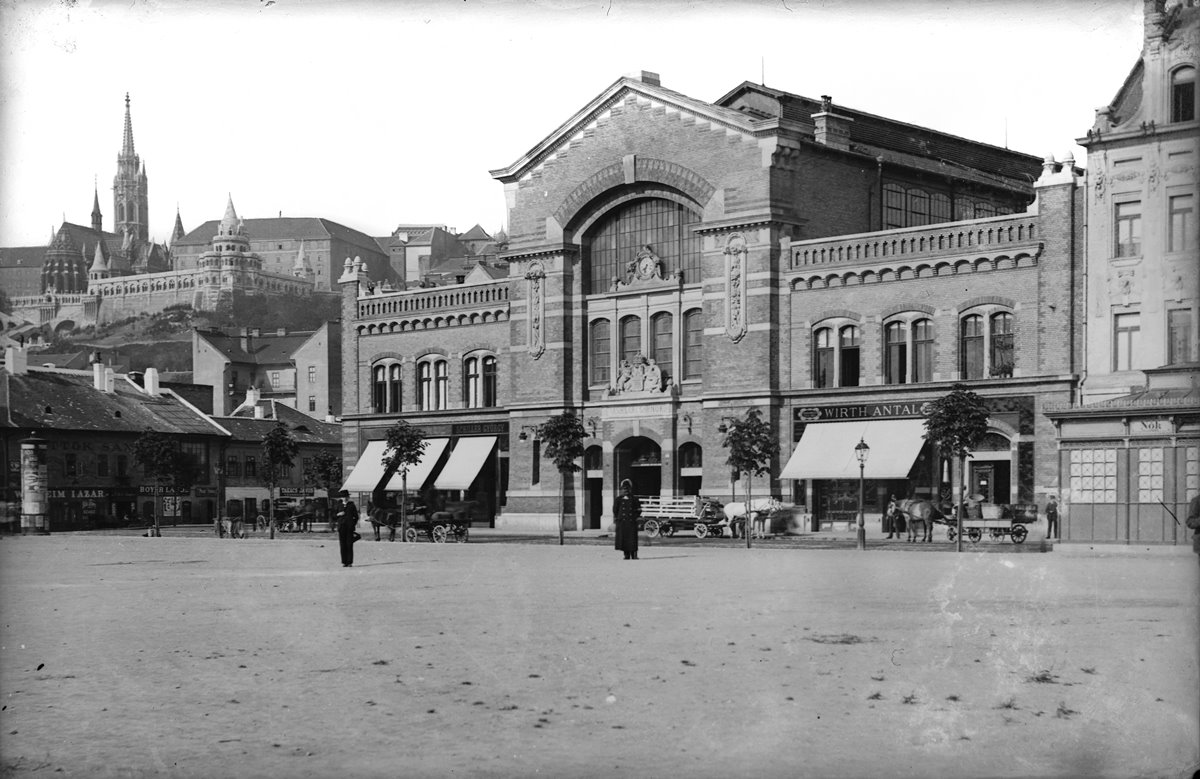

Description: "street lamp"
517 425 541 442
854 437 870 550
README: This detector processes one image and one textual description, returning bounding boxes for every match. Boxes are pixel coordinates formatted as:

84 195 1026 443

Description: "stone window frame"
958 305 1016 380
462 350 499 409
881 313 936 385
812 316 862 389
1170 64 1196 124
370 358 403 414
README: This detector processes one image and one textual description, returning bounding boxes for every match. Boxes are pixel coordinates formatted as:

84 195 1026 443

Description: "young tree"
720 408 779 549
923 384 990 552
382 421 427 542
260 422 299 540
538 412 587 546
303 448 343 529
132 429 185 537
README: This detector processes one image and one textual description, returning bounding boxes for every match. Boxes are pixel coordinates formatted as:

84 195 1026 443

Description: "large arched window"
1172 65 1196 123
418 358 448 410
583 198 702 293
683 309 703 380
884 317 935 385
463 353 498 408
814 327 835 388
371 361 403 413
813 322 861 388
589 319 610 386
651 312 673 384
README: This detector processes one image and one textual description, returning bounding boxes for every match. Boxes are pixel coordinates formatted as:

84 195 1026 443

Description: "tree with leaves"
720 408 779 549
260 422 299 539
382 420 427 542
538 412 587 546
303 448 343 530
923 384 990 552
132 430 196 537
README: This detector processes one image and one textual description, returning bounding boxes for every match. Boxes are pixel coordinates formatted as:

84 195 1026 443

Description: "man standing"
613 479 641 560
336 490 360 568
1186 492 1200 568
1045 495 1060 540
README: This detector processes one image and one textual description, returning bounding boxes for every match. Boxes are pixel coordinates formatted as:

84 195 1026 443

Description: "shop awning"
779 419 927 480
341 440 391 493
382 437 449 492
434 436 496 491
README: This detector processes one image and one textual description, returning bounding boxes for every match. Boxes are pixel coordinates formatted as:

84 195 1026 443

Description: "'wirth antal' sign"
793 402 932 422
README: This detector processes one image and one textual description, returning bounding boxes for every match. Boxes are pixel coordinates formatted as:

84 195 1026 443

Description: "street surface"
1 534 1196 778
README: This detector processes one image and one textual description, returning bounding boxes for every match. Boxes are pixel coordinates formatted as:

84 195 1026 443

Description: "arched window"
814 327 834 388
463 356 481 408
434 360 448 409
884 321 908 385
589 319 610 386
619 315 641 365
651 312 673 384
418 360 443 410
371 362 402 413
960 314 985 379
1172 66 1196 123
683 309 703 380
913 319 934 382
989 313 1014 377
679 442 702 470
839 325 860 387
582 198 702 293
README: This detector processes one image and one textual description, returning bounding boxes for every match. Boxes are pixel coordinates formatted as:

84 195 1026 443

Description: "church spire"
170 205 186 246
91 178 103 232
122 92 135 156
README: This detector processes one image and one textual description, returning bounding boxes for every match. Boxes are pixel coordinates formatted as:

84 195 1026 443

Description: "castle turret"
88 240 110 283
170 206 186 247
292 240 314 281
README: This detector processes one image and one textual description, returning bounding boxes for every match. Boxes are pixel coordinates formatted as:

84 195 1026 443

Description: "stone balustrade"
356 281 510 320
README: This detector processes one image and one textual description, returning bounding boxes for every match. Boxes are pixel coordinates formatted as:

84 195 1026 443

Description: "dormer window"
1171 66 1195 123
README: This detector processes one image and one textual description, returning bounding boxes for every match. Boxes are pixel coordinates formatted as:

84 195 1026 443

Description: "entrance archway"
614 436 662 497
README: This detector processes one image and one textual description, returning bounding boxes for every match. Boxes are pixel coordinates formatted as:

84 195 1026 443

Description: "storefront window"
1135 448 1164 503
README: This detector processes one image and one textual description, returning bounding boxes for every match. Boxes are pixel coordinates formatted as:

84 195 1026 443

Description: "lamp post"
854 437 870 550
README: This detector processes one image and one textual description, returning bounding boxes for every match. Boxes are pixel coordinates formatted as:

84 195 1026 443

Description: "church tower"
90 183 103 233
113 93 149 243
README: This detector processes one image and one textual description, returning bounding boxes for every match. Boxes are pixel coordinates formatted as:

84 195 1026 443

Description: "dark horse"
895 498 947 543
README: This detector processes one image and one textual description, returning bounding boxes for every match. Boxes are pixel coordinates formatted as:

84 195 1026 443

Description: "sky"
0 0 1144 250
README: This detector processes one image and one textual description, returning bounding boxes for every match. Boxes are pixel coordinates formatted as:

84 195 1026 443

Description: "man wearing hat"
336 489 360 567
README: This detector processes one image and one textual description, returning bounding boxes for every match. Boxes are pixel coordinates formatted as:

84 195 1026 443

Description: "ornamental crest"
724 233 748 342
610 353 670 396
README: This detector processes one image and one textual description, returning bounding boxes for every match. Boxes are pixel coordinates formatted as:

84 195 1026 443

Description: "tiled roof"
459 224 492 241
3 369 226 437
174 217 384 256
215 403 340 446
0 246 48 269
196 329 315 364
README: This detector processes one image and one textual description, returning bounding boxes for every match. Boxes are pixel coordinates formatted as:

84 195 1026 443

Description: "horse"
724 498 783 538
894 498 945 543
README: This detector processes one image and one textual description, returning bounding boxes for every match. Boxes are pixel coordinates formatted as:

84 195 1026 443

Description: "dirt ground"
1 535 1197 779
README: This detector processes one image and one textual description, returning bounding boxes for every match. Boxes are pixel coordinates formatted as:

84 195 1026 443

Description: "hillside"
43 293 341 373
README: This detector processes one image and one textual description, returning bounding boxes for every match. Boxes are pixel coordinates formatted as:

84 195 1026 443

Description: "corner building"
341 71 1083 531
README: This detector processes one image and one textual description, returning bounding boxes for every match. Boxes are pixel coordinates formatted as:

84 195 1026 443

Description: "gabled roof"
459 224 492 242
196 328 317 365
174 217 384 257
3 368 227 437
217 402 340 446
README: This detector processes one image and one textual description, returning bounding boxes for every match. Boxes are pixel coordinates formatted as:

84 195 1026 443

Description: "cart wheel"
990 528 1005 540
403 526 417 543
644 519 660 538
432 524 448 543
967 528 983 543
946 526 957 542
1011 525 1028 544
459 527 469 543
694 523 709 539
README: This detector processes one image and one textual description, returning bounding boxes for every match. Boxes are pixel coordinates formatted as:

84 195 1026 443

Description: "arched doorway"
614 436 661 497
968 432 1013 504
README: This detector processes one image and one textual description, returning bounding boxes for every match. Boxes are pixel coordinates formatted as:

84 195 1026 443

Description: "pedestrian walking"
613 479 641 560
1045 495 1059 540
1186 492 1200 568
884 495 899 539
255 513 266 533
336 490 360 568
368 501 383 541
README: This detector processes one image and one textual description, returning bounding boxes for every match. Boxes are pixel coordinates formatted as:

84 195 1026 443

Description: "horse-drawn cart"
639 496 728 538
401 501 473 543
946 515 1029 544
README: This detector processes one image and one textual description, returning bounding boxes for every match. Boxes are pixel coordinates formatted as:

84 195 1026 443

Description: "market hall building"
339 70 1088 532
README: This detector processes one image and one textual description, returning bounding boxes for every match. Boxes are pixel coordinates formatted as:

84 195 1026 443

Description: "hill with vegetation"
39 293 341 373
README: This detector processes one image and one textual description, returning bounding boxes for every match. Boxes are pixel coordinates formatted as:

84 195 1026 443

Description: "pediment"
489 75 764 184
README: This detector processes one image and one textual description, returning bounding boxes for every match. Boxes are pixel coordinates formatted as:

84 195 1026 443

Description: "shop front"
46 486 140 530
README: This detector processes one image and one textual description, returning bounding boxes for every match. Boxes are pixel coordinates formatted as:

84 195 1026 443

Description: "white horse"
723 498 783 537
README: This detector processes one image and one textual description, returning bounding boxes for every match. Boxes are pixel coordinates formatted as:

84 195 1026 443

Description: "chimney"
240 327 250 352
629 70 660 87
813 95 854 151
254 405 265 419
104 367 115 393
245 386 261 406
144 367 160 396
325 407 336 423
251 328 260 337
93 361 105 390
4 346 28 376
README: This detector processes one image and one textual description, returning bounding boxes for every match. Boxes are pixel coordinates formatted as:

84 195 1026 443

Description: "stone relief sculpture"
526 261 546 360
611 245 680 291
610 353 669 396
724 233 748 342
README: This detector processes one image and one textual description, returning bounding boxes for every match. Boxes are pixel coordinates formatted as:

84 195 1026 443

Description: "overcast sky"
0 0 1142 249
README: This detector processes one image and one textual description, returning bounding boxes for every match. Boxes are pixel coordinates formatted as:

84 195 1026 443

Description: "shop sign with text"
793 402 932 422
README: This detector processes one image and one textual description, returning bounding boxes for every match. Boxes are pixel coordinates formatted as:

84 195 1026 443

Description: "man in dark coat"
613 479 641 560
336 490 360 567
1186 492 1200 568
